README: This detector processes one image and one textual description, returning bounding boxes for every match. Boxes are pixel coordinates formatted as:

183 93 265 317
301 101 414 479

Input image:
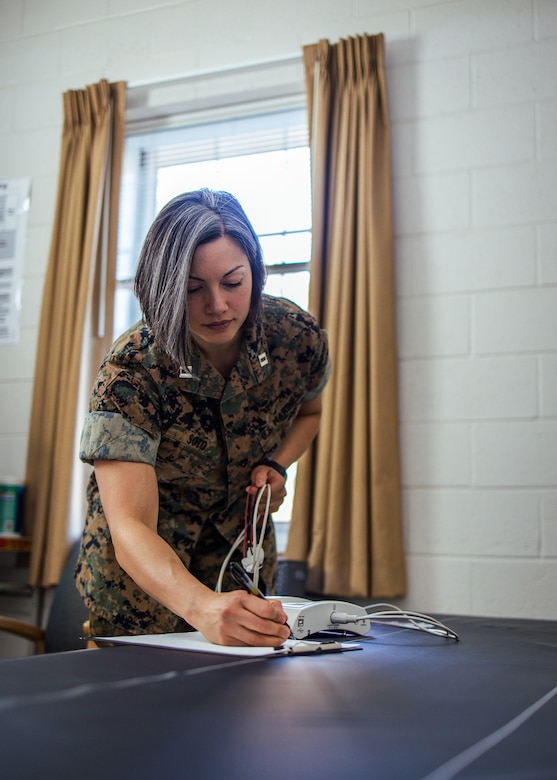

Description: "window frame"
115 87 312 552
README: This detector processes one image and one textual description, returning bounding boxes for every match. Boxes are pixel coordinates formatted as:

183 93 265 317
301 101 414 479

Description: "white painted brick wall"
403 488 541 556
394 0 556 620
539 224 557 284
542 494 557 556
474 288 557 353
541 356 557 417
473 40 557 107
474 422 557 487
401 422 471 487
396 226 537 296
474 162 557 227
401 356 538 421
398 296 470 359
0 0 555 623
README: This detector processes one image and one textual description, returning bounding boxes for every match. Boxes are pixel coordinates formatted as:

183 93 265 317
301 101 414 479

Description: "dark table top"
0 614 556 780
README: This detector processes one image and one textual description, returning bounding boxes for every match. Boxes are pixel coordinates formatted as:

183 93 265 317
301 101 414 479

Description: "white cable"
369 614 456 639
362 603 459 641
327 603 458 641
330 612 372 625
215 529 245 593
328 602 458 640
250 483 271 588
215 483 272 592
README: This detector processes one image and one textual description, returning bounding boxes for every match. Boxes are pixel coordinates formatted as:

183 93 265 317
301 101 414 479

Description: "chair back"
44 540 89 653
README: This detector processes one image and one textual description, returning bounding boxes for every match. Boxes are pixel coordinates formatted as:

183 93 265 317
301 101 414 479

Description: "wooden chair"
0 540 90 654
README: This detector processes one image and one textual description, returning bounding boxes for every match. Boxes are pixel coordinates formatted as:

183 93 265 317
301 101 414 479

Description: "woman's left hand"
247 464 287 513
246 397 322 513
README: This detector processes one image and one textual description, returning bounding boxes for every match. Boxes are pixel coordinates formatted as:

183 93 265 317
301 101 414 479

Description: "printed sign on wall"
0 178 31 345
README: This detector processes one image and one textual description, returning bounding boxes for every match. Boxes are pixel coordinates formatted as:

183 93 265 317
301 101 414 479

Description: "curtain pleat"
24 80 126 587
287 35 406 599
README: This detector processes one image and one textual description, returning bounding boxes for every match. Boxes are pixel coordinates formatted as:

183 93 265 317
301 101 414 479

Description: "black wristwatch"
260 458 288 481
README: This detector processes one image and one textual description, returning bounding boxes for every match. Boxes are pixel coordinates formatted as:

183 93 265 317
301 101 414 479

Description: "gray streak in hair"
134 189 266 368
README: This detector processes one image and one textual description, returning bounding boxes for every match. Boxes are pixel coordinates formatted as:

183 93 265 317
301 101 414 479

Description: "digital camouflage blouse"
75 295 330 634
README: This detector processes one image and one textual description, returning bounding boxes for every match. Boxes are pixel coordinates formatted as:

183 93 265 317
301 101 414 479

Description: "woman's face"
188 235 253 356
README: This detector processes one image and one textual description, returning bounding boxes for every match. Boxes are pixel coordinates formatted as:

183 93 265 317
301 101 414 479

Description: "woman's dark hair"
134 189 266 367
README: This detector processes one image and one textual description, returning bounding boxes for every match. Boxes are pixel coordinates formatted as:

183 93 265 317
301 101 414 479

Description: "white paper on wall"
0 178 31 345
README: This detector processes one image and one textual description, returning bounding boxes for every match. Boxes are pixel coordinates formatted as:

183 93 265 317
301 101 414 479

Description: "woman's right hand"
187 587 291 647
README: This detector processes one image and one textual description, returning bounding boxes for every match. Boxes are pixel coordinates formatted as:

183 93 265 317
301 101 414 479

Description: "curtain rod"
128 53 303 91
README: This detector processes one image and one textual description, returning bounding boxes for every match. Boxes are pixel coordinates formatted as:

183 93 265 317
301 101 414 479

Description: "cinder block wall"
0 0 555 620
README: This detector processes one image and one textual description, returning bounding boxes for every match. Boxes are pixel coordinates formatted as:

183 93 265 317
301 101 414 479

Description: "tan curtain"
287 34 406 599
24 80 126 587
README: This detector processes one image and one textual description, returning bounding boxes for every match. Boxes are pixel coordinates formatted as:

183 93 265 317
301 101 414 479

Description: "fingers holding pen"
228 561 292 643
243 593 289 630
240 599 290 645
199 589 290 647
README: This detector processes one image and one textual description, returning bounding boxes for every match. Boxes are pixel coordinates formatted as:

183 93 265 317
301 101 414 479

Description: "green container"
0 480 24 535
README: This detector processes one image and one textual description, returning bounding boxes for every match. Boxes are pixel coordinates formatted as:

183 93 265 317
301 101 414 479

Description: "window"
115 106 312 552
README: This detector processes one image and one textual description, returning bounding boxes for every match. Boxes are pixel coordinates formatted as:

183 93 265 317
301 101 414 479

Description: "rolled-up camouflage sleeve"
80 411 160 466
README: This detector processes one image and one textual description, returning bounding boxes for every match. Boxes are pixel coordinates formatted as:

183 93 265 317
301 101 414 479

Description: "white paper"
0 178 31 345
94 630 361 657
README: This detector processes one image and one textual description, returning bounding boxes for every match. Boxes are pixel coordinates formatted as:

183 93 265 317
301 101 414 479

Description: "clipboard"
92 631 362 657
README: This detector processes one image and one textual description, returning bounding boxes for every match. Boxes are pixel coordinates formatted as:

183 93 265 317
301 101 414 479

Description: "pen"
229 561 292 637
230 561 266 598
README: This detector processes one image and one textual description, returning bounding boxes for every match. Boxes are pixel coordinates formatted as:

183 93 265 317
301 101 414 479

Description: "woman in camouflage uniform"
76 189 330 646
